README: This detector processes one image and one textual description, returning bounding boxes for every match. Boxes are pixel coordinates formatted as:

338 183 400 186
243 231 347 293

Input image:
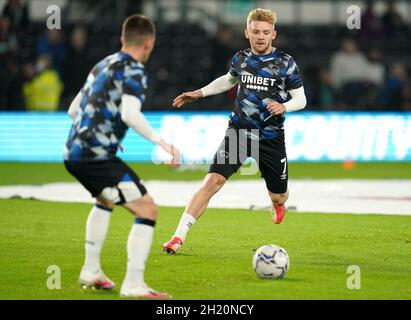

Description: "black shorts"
64 157 147 204
209 127 288 194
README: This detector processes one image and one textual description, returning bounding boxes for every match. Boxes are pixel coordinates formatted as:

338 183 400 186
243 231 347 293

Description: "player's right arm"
172 72 238 108
173 52 240 108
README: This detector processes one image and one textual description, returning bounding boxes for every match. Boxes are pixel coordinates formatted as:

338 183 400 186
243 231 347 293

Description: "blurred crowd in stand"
0 0 410 112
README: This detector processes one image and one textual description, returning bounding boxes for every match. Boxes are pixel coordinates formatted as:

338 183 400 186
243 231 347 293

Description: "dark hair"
122 14 155 46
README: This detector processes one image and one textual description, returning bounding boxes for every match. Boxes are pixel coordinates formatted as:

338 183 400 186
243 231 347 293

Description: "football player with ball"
163 8 307 254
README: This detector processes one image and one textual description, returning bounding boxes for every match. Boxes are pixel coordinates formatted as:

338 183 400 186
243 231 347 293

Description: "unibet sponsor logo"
241 75 275 91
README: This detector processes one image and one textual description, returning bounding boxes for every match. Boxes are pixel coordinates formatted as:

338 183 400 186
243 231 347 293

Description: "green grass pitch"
1 162 411 185
0 162 410 299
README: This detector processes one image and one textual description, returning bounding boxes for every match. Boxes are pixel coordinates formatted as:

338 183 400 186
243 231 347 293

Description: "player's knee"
203 173 226 194
96 197 115 209
148 202 159 220
141 201 158 220
130 196 158 220
98 187 121 207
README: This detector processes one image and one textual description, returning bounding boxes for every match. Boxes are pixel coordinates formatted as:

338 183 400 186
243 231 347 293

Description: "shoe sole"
79 281 115 291
162 247 177 254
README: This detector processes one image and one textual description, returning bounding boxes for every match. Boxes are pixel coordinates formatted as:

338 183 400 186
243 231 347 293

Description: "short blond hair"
247 8 277 28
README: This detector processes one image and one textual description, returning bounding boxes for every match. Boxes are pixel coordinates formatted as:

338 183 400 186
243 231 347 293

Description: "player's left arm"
120 94 162 144
122 67 181 166
267 87 306 115
120 94 181 167
267 57 307 116
122 69 165 144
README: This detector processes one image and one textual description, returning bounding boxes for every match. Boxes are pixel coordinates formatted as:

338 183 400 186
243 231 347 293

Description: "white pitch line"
0 180 410 216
